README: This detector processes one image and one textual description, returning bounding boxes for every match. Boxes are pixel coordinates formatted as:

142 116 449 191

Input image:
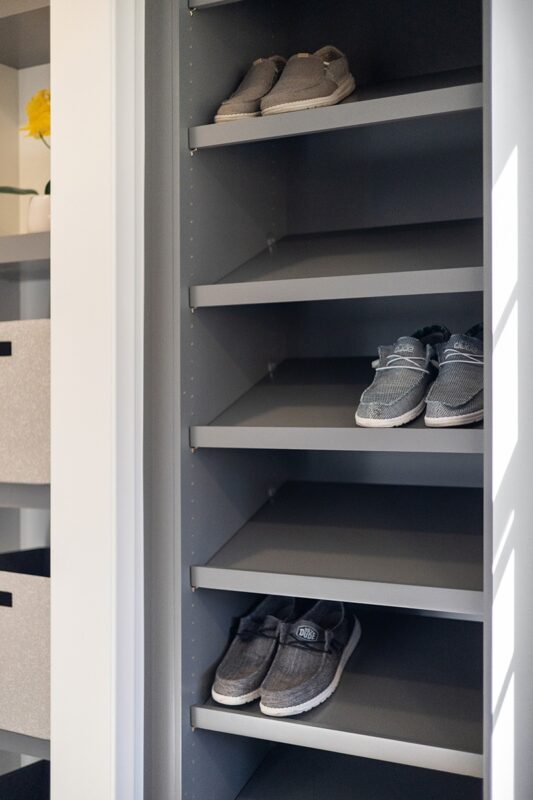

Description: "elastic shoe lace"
376 354 429 375
284 632 342 656
237 625 279 643
440 349 484 367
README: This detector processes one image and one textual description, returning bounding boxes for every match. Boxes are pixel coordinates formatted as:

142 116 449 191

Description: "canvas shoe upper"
260 46 355 115
355 325 450 428
211 595 297 706
259 600 361 717
215 56 286 122
425 324 483 427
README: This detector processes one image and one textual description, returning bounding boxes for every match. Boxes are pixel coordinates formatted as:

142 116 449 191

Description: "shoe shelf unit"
192 614 483 777
0 1 51 792
191 482 483 617
189 68 482 150
145 0 487 797
190 219 483 308
0 233 50 282
190 358 484 453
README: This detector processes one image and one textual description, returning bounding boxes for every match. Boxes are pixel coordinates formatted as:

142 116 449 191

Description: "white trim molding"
50 1 144 798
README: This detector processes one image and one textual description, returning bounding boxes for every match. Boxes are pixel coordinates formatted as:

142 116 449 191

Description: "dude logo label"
297 625 319 642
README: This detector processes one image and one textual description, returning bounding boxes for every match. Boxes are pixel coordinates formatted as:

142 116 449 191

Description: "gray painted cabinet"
145 0 532 797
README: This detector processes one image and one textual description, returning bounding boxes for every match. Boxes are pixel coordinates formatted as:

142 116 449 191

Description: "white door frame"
50 1 144 798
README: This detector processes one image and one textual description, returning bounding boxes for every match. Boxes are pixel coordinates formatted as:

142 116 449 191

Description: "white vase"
27 195 51 233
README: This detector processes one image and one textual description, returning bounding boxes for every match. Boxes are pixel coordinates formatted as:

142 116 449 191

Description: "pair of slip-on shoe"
214 46 355 122
212 596 361 717
355 324 484 428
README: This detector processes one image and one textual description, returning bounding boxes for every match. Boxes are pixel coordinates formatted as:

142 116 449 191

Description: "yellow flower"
21 89 51 139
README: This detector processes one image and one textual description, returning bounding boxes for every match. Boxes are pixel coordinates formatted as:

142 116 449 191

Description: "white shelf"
0 233 50 281
0 2 50 69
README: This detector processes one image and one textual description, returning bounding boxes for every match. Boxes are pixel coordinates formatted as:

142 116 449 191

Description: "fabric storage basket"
0 319 50 484
0 761 49 800
0 549 50 740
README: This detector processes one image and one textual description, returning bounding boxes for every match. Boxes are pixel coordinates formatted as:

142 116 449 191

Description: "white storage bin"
0 319 50 484
0 549 50 740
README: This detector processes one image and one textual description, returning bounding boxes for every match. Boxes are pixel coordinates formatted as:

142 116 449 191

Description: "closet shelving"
191 482 483 617
192 614 483 777
189 68 482 150
0 233 50 282
0 0 50 69
147 0 486 795
190 219 483 308
190 358 484 453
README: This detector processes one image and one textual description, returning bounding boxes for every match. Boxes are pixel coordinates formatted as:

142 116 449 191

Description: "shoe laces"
284 631 342 656
440 348 484 368
376 354 429 375
237 624 279 643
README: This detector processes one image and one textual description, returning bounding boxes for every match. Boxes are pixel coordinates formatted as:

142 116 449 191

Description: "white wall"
491 1 533 799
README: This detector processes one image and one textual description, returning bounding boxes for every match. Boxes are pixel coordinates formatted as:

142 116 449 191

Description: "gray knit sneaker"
259 601 361 717
260 46 355 116
355 325 450 428
425 324 484 427
214 56 286 122
211 595 296 706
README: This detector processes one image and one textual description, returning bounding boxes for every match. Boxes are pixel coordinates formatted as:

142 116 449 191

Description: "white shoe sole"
425 409 483 427
261 75 356 116
211 686 261 706
355 398 426 428
214 111 260 123
259 617 362 718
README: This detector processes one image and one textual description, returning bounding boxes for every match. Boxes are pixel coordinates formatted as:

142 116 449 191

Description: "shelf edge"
190 425 484 454
190 266 483 309
190 566 484 617
190 705 483 778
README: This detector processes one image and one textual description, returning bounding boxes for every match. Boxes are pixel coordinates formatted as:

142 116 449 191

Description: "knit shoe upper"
425 325 484 426
259 600 361 716
261 46 355 115
212 595 296 704
355 325 450 427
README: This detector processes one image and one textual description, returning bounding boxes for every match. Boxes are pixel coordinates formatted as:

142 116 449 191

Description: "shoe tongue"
291 619 323 644
392 336 425 358
448 333 483 355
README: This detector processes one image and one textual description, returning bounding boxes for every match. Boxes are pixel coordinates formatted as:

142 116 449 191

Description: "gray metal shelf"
0 1 50 69
190 358 484 454
189 69 482 150
192 614 483 777
0 233 50 281
191 482 483 617
0 728 49 760
0 483 50 509
237 746 482 800
190 219 483 309
190 0 244 7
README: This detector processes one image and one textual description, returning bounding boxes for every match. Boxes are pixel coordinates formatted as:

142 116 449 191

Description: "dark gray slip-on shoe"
215 55 286 122
425 323 484 427
355 324 450 428
261 46 355 116
212 595 297 706
259 601 361 717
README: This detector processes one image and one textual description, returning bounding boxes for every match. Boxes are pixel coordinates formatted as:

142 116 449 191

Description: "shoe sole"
355 398 426 428
261 75 356 116
259 617 362 718
214 111 260 123
211 686 261 706
425 409 484 427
